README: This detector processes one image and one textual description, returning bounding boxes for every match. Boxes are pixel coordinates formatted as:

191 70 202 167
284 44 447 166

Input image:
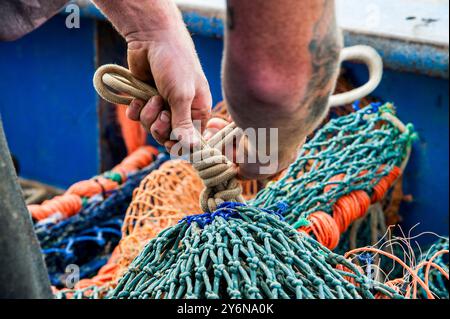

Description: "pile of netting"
96 103 416 300
253 103 416 251
34 148 168 287
53 63 448 299
29 146 159 222
55 158 266 298
417 238 449 298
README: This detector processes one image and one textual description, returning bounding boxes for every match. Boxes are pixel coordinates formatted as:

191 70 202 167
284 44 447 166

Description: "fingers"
168 90 199 147
151 110 172 145
127 95 172 146
204 117 230 140
191 84 213 134
126 99 145 121
136 95 164 130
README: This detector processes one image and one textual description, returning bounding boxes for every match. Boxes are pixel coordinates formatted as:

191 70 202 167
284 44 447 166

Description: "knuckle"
197 106 212 120
174 118 193 129
168 88 195 106
140 108 156 125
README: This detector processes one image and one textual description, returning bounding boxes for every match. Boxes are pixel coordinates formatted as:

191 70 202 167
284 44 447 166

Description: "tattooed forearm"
301 1 342 130
223 0 341 177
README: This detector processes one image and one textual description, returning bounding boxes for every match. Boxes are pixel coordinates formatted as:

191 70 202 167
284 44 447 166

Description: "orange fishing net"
116 160 204 277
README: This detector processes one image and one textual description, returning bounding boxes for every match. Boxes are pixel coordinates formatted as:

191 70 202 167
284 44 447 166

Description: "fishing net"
55 155 269 298
105 103 415 299
38 153 169 287
28 146 159 222
416 238 449 299
54 160 203 297
344 234 449 299
117 160 204 278
35 153 168 247
44 219 122 287
252 103 416 250
109 202 403 299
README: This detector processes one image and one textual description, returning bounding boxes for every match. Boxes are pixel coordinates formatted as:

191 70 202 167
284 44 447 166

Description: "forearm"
92 0 184 42
224 0 342 145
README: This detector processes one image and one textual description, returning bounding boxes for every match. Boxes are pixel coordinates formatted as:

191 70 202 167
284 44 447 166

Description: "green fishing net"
107 104 414 299
108 203 402 299
253 102 416 250
253 103 414 221
417 238 449 299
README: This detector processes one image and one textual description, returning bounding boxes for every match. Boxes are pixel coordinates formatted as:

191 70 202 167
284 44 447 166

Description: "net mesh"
252 103 416 250
107 104 416 299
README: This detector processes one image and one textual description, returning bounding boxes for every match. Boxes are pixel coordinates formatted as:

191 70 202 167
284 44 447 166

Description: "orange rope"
28 194 82 220
410 250 449 299
66 177 119 198
299 166 401 250
301 212 340 250
116 104 147 155
344 247 436 299
28 146 158 221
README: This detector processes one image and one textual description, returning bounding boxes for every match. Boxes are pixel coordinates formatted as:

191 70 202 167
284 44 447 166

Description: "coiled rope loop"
93 65 244 212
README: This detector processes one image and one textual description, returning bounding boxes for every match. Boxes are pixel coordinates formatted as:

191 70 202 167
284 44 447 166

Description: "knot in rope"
93 64 245 212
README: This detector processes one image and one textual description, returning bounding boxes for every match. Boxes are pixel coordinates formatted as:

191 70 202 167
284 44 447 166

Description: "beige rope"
93 64 244 212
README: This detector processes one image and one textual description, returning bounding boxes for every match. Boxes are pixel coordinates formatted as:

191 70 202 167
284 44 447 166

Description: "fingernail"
160 111 170 123
132 99 144 108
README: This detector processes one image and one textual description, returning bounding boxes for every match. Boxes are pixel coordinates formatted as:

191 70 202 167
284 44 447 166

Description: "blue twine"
354 101 383 114
260 201 288 220
352 100 361 111
358 252 374 265
180 201 287 229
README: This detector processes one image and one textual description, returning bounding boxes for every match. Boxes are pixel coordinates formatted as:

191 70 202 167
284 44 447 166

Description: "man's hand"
204 116 303 180
125 27 212 150
93 0 212 149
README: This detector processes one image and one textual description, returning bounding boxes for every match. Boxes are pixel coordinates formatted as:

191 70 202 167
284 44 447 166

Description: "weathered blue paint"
345 62 449 240
183 12 225 39
344 32 449 79
74 3 226 39
0 16 98 189
76 2 107 20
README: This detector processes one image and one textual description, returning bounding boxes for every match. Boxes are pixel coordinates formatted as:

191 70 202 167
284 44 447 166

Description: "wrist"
93 0 185 43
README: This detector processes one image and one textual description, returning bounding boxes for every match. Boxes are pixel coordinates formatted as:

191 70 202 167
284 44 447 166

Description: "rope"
329 45 383 108
94 65 245 212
